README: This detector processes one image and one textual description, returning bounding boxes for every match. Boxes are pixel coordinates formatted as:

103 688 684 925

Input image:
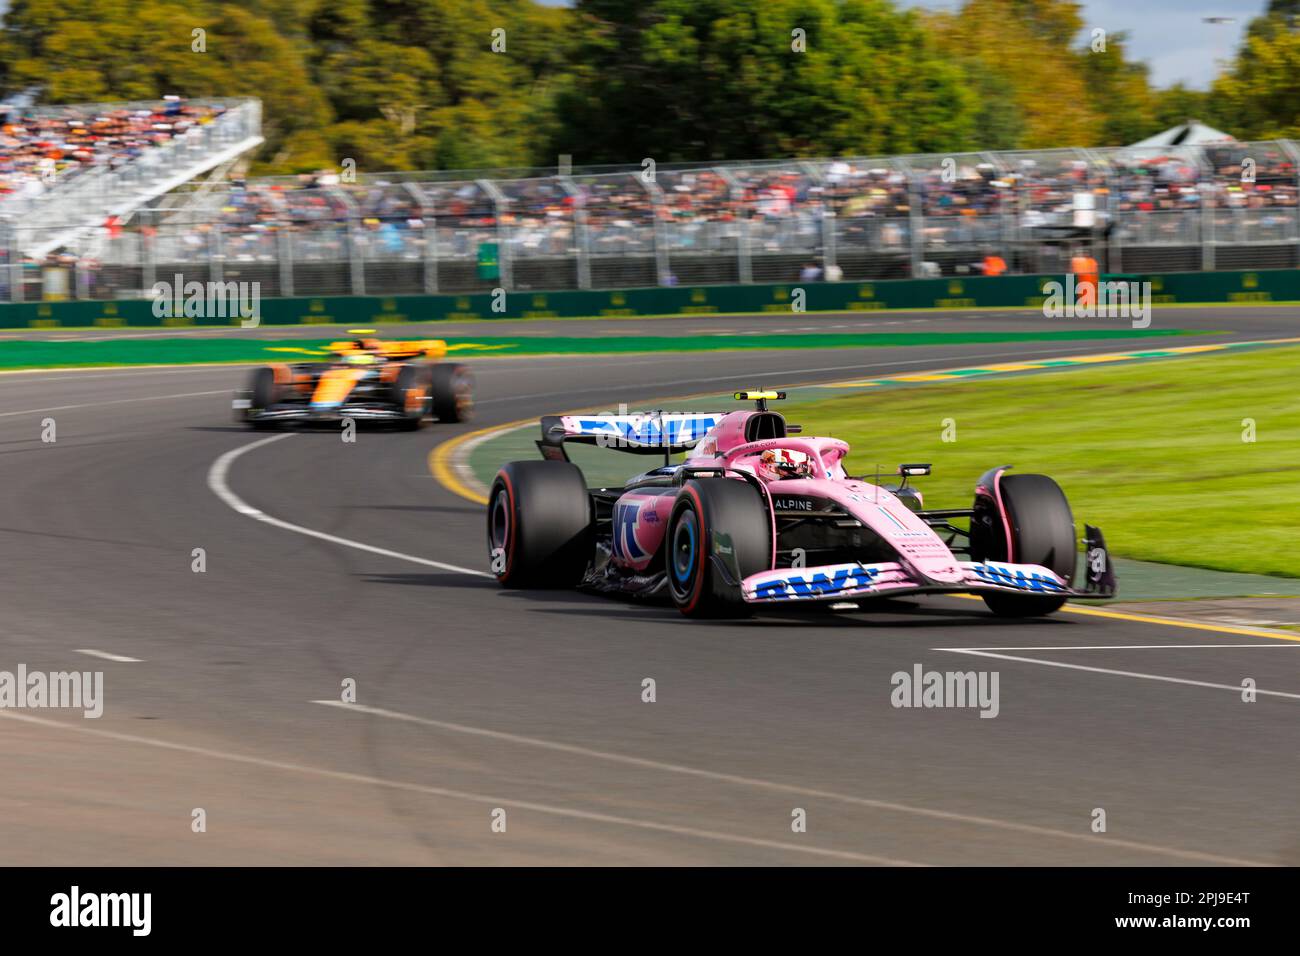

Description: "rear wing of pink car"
537 413 723 460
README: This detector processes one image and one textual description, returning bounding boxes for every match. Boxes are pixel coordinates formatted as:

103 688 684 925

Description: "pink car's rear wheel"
488 460 593 588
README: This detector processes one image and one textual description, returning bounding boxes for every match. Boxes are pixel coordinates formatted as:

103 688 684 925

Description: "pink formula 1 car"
487 391 1116 618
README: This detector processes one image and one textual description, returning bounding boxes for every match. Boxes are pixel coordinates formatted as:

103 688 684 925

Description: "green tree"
931 0 1097 149
0 0 1260 174
1080 31 1156 146
1209 3 1300 140
1150 84 1210 133
552 0 977 164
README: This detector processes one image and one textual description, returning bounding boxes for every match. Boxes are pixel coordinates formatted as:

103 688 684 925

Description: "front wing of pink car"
742 559 1082 604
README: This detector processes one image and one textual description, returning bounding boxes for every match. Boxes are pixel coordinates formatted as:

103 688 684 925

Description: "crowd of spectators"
0 97 227 205
1 92 1295 277
15 140 1300 283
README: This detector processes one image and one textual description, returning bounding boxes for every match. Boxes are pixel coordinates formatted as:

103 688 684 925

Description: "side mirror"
898 463 931 477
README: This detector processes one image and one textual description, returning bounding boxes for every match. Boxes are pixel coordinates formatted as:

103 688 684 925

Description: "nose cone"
311 367 367 409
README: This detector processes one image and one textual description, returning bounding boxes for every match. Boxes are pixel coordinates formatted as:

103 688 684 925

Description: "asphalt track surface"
2 308 1298 865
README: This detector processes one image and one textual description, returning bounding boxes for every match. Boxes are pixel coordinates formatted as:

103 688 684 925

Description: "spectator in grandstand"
0 97 226 202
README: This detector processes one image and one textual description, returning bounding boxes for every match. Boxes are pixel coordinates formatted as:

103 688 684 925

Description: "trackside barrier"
0 269 1291 329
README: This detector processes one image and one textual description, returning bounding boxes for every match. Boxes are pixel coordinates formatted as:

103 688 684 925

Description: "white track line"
0 390 229 419
311 700 1265 866
450 425 523 495
0 365 261 381
939 645 1300 651
0 367 249 384
74 649 143 663
0 709 912 865
207 433 492 578
941 649 1300 700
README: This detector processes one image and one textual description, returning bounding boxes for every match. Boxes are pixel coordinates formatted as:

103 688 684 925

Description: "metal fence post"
1098 148 1122 274
821 206 837 279
1112 203 1124 275
1080 148 1106 271
647 180 670 286
405 183 437 294
800 160 835 277
278 224 294 298
906 164 923 278
631 170 671 286
1 222 20 303
78 256 94 300
350 213 366 295
1200 147 1215 272
332 187 365 295
141 208 156 297
479 179 511 291
715 167 751 284
978 151 1013 273
0 222 11 303
209 218 223 285
560 175 591 290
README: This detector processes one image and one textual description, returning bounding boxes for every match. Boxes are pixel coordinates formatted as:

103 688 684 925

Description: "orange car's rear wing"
327 340 447 360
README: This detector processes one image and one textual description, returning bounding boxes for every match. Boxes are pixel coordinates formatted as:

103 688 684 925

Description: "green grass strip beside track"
0 327 1204 370
792 345 1300 579
470 340 1300 582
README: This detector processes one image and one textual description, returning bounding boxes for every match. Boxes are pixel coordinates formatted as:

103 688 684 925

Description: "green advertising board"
476 242 500 281
0 268 1293 329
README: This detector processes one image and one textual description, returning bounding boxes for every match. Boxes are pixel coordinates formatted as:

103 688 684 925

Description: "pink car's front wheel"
666 478 770 618
977 473 1076 617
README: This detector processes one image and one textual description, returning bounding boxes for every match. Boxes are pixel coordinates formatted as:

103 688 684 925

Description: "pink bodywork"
601 409 1069 602
683 412 965 585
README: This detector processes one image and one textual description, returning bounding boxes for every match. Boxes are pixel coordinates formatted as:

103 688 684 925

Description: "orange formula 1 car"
233 331 474 430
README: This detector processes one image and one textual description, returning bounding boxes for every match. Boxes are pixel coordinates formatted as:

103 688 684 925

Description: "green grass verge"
0 327 1201 370
792 346 1300 578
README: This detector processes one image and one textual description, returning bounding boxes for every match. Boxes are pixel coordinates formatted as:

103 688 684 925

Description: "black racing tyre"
390 364 429 430
429 363 474 423
488 460 594 588
980 473 1075 618
248 366 280 430
666 478 771 618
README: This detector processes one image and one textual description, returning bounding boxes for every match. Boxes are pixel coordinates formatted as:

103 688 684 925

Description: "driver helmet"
756 448 813 481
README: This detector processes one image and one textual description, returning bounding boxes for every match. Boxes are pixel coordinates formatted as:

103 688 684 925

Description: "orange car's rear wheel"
247 366 282 430
430 363 474 423
390 365 429 430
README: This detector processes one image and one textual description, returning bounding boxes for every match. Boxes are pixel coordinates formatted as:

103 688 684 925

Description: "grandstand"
2 99 1298 302
0 96 262 298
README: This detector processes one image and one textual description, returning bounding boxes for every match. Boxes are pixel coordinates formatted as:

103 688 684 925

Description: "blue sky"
894 0 1269 89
